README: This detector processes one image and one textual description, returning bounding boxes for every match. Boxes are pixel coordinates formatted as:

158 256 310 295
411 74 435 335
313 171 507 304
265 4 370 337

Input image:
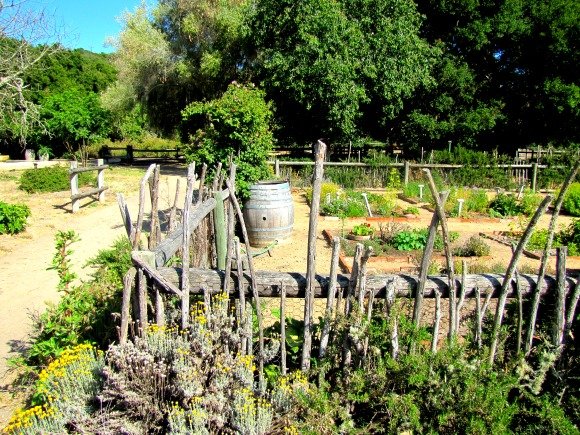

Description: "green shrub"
181 82 274 199
562 183 580 217
453 235 491 257
19 166 95 193
392 229 428 251
489 193 522 217
306 182 341 204
466 189 489 214
520 190 543 216
0 201 30 234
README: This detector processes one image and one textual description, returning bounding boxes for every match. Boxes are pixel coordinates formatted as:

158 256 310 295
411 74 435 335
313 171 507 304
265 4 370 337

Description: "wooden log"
357 246 373 314
154 191 229 267
553 247 567 347
302 139 326 371
181 163 196 329
155 267 576 299
525 160 580 354
197 163 207 205
70 186 109 202
120 267 137 344
386 279 398 360
456 260 467 334
69 164 109 174
489 195 553 364
134 164 156 249
413 191 449 327
345 244 364 315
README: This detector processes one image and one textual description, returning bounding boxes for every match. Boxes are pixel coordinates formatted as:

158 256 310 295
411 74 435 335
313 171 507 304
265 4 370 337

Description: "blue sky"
26 0 156 53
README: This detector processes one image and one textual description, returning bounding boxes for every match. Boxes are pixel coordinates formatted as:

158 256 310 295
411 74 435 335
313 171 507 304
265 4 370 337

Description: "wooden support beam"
155 267 574 299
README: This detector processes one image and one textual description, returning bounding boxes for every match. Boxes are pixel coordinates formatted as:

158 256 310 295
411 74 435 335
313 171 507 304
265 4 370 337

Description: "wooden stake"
456 260 467 334
345 244 364 316
280 281 287 376
223 164 237 294
168 178 180 233
235 238 247 355
224 178 265 390
357 246 373 314
133 164 156 249
197 163 207 205
302 139 326 371
120 267 136 344
553 247 567 347
431 288 442 353
525 160 580 354
413 191 449 327
181 163 196 329
148 164 161 249
489 194 552 364
137 267 148 334
423 169 457 341
117 193 134 242
475 286 482 349
319 236 340 358
386 279 398 360
565 278 580 340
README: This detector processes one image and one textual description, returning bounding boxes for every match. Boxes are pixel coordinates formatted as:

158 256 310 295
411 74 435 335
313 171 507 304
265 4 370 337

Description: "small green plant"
307 182 341 205
392 229 428 251
37 145 54 159
562 183 580 217
489 193 522 217
19 166 95 193
465 189 489 214
351 222 374 236
0 201 30 234
453 235 491 257
48 230 80 293
403 206 420 215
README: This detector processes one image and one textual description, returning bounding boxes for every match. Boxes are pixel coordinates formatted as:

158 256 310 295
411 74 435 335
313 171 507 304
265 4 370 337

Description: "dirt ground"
1 164 579 426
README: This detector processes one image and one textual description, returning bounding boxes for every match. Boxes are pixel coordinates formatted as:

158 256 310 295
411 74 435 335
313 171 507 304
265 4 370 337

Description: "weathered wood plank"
69 164 109 174
154 267 575 298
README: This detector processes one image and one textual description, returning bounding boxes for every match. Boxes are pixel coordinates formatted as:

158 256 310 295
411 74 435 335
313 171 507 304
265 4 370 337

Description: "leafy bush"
562 183 580 216
465 189 489 214
489 193 522 217
351 223 373 236
306 182 341 204
520 190 543 216
181 82 274 199
0 201 30 234
27 235 131 366
392 229 429 251
453 235 491 257
19 165 95 193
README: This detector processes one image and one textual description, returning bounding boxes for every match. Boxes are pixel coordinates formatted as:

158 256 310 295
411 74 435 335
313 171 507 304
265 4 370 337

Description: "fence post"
403 160 410 186
275 158 280 178
126 145 134 163
531 163 538 192
70 161 79 213
97 158 106 203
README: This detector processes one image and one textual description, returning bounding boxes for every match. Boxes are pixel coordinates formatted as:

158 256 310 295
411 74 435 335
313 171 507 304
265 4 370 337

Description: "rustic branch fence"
117 156 580 381
69 158 108 213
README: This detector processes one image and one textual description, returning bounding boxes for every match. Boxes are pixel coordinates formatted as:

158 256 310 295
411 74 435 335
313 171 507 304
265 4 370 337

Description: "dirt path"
0 165 185 426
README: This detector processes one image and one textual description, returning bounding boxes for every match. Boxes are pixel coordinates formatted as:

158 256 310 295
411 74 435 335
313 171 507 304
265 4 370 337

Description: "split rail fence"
69 158 108 213
117 147 580 386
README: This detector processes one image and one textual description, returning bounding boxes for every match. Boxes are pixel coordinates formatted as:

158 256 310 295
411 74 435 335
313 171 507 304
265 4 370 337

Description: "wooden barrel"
243 181 294 247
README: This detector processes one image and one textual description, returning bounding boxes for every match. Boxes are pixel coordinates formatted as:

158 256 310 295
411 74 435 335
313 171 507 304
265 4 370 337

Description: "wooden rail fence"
270 159 545 191
69 159 108 213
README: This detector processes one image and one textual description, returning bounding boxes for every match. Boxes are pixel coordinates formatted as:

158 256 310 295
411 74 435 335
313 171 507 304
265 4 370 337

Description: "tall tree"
248 0 435 144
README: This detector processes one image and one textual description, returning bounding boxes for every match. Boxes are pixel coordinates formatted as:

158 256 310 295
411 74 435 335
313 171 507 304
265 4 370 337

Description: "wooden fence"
117 150 580 384
102 145 182 162
69 159 108 213
271 159 544 191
